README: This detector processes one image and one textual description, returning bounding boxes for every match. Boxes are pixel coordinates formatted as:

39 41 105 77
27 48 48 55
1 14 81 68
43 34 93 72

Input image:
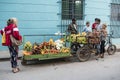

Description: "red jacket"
92 23 97 29
0 24 22 46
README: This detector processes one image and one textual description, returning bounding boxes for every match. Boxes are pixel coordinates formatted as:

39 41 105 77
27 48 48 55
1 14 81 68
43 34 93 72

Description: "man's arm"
68 24 72 33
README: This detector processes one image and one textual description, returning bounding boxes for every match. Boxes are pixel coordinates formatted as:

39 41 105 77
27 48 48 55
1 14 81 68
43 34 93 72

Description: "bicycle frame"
105 33 113 47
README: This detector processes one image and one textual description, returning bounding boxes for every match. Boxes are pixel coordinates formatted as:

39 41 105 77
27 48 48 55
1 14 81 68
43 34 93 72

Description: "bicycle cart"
21 34 73 65
65 31 117 62
76 36 100 62
75 32 117 62
21 32 117 64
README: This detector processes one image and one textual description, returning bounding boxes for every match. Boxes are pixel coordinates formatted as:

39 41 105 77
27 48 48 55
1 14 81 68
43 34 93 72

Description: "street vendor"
67 18 78 34
67 18 79 53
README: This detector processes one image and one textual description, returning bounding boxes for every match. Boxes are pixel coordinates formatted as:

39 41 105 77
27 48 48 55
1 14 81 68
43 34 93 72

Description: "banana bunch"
81 32 87 36
60 47 70 53
23 41 32 51
66 33 81 42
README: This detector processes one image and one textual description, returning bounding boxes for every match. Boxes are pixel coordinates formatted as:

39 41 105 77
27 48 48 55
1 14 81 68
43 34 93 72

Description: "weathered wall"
0 0 60 50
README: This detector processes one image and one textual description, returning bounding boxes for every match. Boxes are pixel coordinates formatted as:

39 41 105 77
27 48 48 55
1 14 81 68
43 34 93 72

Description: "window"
110 3 120 38
111 4 120 21
62 0 83 20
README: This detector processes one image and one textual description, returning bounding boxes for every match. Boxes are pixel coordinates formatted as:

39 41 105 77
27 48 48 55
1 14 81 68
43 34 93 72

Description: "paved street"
0 52 120 80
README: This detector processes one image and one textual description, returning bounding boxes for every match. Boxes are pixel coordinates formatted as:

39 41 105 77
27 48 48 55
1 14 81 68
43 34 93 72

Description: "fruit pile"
66 32 101 44
23 41 33 55
23 38 70 55
66 32 87 44
23 41 32 52
87 32 101 44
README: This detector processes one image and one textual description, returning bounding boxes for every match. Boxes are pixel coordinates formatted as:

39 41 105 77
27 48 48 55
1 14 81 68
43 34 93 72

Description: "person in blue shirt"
83 21 92 33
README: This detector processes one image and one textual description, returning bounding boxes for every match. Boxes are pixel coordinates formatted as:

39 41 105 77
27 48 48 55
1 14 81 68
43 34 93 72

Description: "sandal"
100 54 104 58
12 68 20 73
17 68 20 71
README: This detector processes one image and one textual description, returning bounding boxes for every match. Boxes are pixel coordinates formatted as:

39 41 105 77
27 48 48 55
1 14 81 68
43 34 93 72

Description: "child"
83 21 92 33
100 24 107 58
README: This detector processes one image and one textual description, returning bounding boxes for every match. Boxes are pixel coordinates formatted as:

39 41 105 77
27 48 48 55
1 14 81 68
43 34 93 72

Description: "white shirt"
83 26 92 33
73 24 77 30
96 24 102 31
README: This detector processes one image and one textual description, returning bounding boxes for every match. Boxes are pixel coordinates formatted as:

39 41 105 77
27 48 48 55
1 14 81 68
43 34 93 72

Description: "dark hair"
86 21 90 24
95 18 99 21
95 18 98 21
97 18 101 22
72 18 76 21
95 18 101 22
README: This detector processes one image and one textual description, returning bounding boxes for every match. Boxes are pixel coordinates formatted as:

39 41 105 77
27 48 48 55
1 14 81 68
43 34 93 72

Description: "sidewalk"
0 50 23 61
0 45 120 61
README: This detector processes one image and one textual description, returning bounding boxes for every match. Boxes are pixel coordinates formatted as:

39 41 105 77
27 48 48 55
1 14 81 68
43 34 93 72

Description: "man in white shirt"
94 18 102 59
95 19 102 32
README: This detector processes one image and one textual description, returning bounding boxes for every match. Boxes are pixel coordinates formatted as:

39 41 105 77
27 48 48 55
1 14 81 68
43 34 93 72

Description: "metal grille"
61 0 84 33
110 1 120 38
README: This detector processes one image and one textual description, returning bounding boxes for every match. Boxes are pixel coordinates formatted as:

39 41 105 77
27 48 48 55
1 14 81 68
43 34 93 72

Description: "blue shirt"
83 26 92 33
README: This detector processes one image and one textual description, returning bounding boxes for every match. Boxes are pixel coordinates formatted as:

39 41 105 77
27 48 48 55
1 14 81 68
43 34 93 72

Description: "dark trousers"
100 40 105 54
95 44 100 55
8 46 19 68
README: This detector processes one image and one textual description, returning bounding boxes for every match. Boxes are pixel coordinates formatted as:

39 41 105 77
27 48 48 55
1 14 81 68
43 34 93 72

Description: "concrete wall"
84 0 111 28
0 0 60 50
0 0 119 50
110 0 120 44
84 0 120 45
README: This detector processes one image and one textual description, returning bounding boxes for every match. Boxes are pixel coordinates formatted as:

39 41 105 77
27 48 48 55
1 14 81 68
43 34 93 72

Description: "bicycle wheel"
76 46 91 62
107 44 116 55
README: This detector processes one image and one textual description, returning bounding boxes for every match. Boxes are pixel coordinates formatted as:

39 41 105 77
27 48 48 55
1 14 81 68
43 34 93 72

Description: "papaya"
23 51 31 55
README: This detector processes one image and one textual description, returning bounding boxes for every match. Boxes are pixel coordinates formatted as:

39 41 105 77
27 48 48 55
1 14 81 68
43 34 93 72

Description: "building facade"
0 0 120 50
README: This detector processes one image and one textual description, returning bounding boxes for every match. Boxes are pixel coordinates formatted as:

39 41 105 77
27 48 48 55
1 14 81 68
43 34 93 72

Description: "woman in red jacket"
0 18 22 73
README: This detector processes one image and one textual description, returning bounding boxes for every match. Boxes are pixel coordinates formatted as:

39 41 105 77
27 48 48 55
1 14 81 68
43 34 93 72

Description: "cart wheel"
21 61 26 65
76 47 91 62
21 57 27 65
107 44 116 55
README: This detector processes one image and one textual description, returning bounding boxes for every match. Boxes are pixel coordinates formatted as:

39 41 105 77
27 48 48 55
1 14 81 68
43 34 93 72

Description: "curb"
0 56 22 61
